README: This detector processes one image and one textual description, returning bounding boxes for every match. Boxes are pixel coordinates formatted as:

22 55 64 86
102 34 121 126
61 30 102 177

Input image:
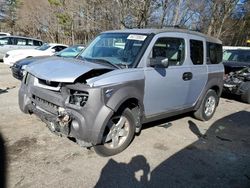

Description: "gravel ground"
0 63 250 188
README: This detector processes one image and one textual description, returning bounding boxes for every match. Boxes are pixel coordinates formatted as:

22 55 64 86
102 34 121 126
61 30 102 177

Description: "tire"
194 89 218 121
94 108 136 157
241 82 250 104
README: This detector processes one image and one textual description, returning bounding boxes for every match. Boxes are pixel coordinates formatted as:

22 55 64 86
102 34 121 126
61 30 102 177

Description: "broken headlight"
69 90 89 107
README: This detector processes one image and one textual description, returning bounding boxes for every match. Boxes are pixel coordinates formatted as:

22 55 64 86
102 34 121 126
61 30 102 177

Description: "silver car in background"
0 35 43 60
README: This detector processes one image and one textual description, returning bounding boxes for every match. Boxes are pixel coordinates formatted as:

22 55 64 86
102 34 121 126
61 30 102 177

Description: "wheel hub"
104 116 129 149
204 96 216 117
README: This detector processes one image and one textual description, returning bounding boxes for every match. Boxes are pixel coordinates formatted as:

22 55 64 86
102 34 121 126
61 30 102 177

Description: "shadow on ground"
95 111 250 188
0 132 6 188
0 86 16 95
221 93 246 104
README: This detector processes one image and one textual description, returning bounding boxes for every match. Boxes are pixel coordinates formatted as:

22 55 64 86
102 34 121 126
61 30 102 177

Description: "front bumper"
19 77 114 145
11 66 24 80
223 81 248 96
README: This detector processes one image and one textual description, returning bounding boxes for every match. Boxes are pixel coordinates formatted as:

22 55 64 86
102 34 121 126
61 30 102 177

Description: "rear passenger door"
14 38 28 49
188 36 208 106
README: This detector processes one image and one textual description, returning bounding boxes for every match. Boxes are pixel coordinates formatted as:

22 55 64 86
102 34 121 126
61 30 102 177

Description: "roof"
0 35 43 41
0 32 11 36
46 43 68 47
223 46 250 50
102 28 221 44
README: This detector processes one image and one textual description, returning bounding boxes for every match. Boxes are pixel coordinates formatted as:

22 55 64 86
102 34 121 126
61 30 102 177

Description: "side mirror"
150 57 169 68
51 49 56 53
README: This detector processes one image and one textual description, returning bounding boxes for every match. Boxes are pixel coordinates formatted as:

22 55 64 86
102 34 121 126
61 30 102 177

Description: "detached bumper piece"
27 103 70 137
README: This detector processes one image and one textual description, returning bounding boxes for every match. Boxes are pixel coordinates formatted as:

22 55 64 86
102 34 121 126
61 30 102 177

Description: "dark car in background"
11 44 85 80
223 48 250 73
223 48 250 103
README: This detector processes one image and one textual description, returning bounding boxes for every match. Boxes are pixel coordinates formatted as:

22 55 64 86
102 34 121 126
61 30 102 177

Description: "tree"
206 0 239 38
2 0 22 33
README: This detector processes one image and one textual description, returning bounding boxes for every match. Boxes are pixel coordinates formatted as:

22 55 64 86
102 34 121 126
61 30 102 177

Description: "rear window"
207 42 222 64
33 40 43 46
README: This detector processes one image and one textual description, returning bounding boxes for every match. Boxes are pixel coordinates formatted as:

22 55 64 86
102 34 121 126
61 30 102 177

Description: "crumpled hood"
223 61 250 74
26 57 114 83
223 61 250 68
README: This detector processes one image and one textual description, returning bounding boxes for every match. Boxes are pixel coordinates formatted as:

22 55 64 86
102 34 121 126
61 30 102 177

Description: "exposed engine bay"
223 67 250 95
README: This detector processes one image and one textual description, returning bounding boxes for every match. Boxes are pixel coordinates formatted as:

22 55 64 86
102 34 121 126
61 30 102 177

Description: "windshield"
56 45 84 57
78 33 148 68
36 43 51 51
223 49 250 63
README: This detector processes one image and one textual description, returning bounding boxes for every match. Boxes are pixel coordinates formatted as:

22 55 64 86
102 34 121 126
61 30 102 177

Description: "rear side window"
190 39 203 65
27 39 34 45
207 42 222 64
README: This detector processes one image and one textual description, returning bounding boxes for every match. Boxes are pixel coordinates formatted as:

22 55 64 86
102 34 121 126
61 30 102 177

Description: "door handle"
183 72 193 81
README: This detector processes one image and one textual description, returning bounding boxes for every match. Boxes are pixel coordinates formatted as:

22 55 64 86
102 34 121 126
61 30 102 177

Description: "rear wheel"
194 89 218 121
94 108 136 156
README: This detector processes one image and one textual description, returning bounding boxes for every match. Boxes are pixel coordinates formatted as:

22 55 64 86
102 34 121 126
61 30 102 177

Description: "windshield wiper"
83 57 121 69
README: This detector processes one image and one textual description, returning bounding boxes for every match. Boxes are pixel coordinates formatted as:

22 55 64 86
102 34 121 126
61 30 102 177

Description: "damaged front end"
223 67 250 95
19 60 116 148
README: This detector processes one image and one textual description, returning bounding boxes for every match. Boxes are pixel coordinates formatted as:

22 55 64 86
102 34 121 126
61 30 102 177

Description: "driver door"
144 34 192 117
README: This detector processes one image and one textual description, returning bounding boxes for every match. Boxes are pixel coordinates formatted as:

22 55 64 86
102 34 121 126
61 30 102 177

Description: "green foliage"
56 13 71 25
48 0 62 6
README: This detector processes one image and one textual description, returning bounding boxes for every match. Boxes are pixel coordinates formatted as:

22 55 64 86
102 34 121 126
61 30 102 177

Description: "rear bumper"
223 82 249 96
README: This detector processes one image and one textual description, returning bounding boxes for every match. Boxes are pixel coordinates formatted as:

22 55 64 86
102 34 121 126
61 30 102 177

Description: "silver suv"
19 29 224 156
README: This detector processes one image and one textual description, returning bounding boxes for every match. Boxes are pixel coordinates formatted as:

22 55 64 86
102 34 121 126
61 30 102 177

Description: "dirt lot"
0 63 250 188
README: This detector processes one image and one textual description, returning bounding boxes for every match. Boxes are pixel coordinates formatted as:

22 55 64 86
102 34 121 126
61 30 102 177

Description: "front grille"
38 78 60 88
12 63 20 68
32 95 59 114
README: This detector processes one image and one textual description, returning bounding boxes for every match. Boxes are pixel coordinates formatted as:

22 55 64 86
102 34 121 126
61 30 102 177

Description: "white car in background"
0 32 11 36
3 43 68 65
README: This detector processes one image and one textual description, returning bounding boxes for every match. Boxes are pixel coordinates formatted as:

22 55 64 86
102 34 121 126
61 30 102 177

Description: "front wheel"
94 108 136 156
194 90 218 121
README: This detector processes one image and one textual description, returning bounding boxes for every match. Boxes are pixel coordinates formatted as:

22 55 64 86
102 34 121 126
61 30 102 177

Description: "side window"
27 39 34 46
16 38 27 46
0 37 8 45
59 46 67 51
152 37 185 66
190 39 204 65
207 42 222 64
